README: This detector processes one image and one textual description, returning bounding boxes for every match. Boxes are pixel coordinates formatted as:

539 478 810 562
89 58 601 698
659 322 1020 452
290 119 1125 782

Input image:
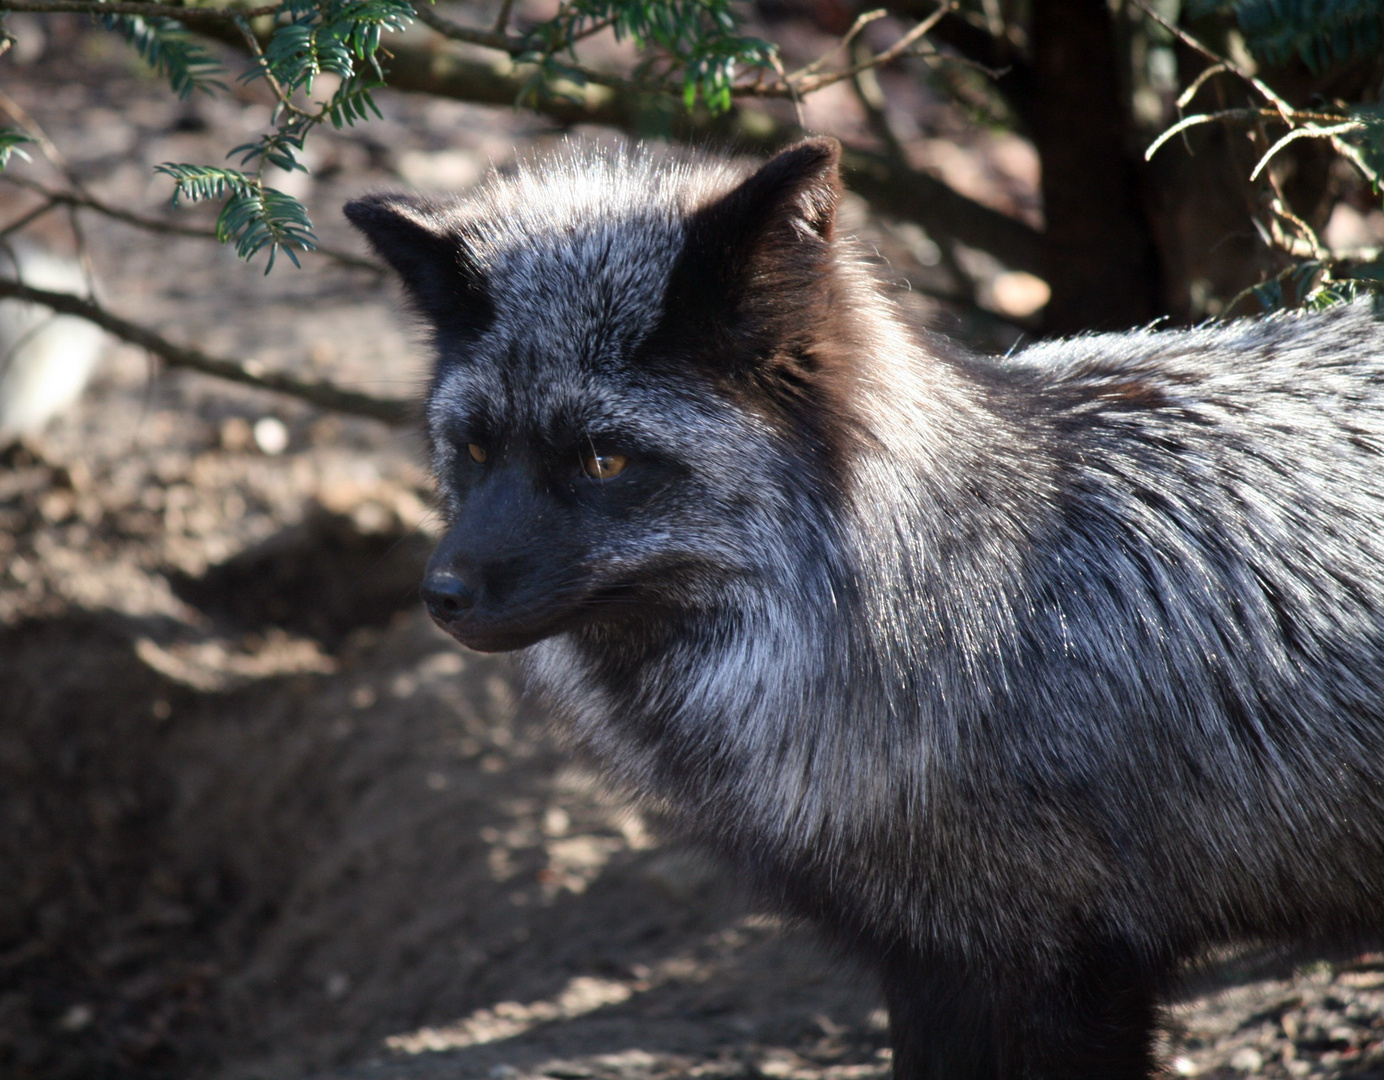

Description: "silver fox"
346 138 1384 1079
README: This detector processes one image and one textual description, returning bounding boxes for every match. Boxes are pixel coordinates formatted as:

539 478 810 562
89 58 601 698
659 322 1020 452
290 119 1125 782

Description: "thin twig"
795 8 888 80
1270 199 1323 260
1127 0 1293 120
0 279 413 424
570 14 617 43
491 0 515 35
411 0 951 101
0 174 219 238
1250 120 1366 181
0 90 103 302
0 87 85 193
1332 134 1382 188
408 5 661 97
0 0 949 108
0 197 60 243
790 2 955 95
1223 264 1293 318
1176 61 1230 109
1145 107 1280 161
64 200 99 302
1263 164 1326 260
409 3 520 52
236 16 316 127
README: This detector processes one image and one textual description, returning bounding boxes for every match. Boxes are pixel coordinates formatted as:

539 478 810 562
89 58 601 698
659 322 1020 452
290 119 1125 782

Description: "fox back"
347 139 1384 1080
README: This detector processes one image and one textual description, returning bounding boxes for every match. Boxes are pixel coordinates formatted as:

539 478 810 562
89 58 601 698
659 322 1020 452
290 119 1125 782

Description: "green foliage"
103 13 226 98
146 0 409 271
1187 0 1384 72
155 163 257 204
0 128 35 170
322 74 387 128
1246 259 1320 312
230 124 310 173
679 33 777 112
217 187 317 271
133 0 771 270
530 0 778 112
154 164 317 272
1339 106 1384 193
1305 269 1384 310
1244 258 1384 315
247 0 413 96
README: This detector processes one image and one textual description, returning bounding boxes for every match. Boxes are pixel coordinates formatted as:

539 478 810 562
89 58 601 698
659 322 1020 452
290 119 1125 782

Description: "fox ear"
344 193 493 338
711 137 841 244
663 138 842 335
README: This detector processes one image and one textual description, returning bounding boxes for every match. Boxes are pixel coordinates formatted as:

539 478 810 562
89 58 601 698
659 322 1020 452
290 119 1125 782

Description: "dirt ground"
4 17 1384 1080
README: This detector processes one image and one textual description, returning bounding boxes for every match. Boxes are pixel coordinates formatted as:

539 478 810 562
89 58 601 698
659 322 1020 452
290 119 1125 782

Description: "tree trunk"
1031 0 1163 334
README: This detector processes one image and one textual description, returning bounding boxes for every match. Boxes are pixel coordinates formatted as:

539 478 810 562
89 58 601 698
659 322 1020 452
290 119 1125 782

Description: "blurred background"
1 4 1383 1079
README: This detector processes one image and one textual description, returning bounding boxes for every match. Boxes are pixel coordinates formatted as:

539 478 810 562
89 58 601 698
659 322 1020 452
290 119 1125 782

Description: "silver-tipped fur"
348 139 1384 1079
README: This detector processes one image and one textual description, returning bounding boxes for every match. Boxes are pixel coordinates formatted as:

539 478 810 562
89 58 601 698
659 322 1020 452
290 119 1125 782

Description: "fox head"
345 139 865 653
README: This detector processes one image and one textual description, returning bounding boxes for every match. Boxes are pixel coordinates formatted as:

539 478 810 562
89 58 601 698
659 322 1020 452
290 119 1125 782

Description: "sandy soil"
3 18 1384 1080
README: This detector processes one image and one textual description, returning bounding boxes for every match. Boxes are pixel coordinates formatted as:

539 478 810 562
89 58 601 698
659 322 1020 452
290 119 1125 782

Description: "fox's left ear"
717 136 841 242
660 138 842 340
691 136 840 258
344 193 493 339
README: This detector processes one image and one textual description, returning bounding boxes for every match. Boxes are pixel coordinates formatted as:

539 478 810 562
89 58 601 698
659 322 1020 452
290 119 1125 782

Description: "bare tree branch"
797 9 889 80
0 279 413 424
788 2 955 95
1127 0 1294 120
408 3 520 53
42 0 1038 276
364 41 1045 275
400 0 955 100
0 0 277 23
0 176 384 272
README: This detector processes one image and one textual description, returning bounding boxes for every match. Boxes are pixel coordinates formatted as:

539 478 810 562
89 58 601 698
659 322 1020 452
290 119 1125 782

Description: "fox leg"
881 944 1158 1080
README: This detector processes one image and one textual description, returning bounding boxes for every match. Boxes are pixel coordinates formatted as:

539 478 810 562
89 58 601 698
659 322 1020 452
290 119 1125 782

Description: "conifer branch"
0 278 412 424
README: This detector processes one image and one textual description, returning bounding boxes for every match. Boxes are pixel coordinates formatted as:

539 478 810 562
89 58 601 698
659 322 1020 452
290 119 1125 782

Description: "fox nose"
422 571 477 622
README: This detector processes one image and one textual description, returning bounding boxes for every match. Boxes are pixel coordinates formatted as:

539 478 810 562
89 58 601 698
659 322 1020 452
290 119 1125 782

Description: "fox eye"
467 443 488 464
581 451 627 480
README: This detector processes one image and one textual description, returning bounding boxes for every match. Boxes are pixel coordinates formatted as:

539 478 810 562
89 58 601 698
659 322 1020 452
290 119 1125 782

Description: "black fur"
348 140 1384 1079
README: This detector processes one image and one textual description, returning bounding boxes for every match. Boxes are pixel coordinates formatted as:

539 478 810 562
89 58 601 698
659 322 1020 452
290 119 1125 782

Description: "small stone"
59 1004 93 1032
1229 1047 1263 1073
1170 1056 1199 1076
253 416 289 455
543 807 570 837
349 685 376 709
324 972 350 999
989 271 1051 319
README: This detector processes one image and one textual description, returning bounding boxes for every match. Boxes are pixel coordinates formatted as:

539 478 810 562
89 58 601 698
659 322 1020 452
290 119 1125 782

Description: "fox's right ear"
344 193 493 337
